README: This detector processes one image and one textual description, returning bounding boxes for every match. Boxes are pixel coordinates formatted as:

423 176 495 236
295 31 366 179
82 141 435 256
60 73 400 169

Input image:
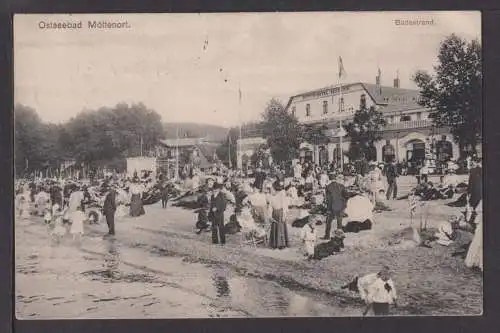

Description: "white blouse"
366 278 397 304
358 273 397 304
269 190 290 217
130 184 144 195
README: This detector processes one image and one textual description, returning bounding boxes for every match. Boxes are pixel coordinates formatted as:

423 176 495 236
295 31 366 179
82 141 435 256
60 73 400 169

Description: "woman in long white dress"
465 200 482 271
268 182 290 249
129 180 145 217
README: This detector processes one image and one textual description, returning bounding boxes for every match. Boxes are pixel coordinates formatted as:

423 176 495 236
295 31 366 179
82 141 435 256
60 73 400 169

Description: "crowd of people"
15 154 483 316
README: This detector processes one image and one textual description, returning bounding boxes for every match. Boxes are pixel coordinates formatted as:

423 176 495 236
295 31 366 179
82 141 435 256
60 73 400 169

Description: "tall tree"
344 105 386 162
413 34 481 156
261 98 302 164
14 104 47 175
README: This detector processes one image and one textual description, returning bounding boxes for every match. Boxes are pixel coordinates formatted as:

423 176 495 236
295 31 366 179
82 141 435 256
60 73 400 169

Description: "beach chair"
240 223 268 248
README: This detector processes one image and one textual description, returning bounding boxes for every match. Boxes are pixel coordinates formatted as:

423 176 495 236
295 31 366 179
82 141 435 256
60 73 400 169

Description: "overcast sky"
14 11 480 127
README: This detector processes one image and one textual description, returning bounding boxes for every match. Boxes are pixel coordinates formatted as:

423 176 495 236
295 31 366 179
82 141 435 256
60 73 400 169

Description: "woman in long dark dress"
129 179 145 217
269 182 290 249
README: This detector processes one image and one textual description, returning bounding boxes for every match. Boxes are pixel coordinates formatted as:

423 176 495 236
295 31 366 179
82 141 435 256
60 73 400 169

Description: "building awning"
324 127 347 137
300 142 314 150
159 137 206 147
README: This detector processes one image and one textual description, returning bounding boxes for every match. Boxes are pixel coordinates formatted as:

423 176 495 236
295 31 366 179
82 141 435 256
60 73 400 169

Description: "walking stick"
362 303 373 316
419 202 423 232
423 202 430 231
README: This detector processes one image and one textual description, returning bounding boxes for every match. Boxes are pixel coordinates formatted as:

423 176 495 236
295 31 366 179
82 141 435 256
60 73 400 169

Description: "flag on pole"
338 56 346 79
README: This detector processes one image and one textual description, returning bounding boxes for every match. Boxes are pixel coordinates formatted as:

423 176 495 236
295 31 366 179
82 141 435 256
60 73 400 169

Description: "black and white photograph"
14 11 482 318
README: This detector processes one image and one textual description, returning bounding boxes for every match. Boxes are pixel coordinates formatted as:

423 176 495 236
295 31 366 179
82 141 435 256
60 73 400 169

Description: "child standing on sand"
69 205 86 244
341 266 398 316
51 207 66 245
360 266 398 316
300 219 317 259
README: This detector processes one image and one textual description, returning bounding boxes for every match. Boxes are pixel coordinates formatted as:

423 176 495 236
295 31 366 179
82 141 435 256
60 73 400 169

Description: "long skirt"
269 208 289 249
465 221 482 271
130 194 145 217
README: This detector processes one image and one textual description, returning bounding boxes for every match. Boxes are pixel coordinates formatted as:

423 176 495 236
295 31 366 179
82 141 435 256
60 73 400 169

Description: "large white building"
237 77 461 172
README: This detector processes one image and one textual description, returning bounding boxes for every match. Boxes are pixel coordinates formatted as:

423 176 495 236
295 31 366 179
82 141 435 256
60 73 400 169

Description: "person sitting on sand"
238 202 267 241
434 216 460 246
313 229 345 260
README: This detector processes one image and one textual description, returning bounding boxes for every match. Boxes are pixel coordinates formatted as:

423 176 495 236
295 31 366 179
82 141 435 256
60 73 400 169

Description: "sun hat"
334 229 345 238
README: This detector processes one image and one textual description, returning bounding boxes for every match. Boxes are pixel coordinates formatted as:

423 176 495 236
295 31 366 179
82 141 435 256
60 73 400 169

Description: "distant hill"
163 122 229 142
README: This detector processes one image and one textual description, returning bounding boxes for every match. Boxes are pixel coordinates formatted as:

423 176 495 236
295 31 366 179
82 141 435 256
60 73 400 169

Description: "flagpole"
228 129 232 169
238 82 242 171
338 57 344 173
140 134 144 157
175 126 179 180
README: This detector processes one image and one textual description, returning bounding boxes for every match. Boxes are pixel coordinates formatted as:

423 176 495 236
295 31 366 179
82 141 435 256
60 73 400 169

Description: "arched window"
382 141 396 163
319 146 328 166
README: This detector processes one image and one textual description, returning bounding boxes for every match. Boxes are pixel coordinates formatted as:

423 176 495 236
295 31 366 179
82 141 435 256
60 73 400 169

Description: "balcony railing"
383 119 433 131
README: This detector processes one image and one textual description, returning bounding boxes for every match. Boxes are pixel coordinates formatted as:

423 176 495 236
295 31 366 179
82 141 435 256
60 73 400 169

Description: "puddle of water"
104 244 361 317
76 239 362 317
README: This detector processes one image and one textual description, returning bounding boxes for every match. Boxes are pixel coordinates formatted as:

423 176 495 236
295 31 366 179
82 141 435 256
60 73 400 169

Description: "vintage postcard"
14 11 482 319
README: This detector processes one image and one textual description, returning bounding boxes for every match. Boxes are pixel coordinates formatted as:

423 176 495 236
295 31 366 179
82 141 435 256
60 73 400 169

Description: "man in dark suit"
385 160 399 200
160 181 170 209
210 183 227 245
103 184 117 236
468 157 482 210
253 166 266 192
323 173 349 240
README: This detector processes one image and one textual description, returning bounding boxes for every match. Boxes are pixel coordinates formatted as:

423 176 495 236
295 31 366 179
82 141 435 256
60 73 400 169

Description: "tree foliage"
261 98 302 164
14 104 65 174
344 105 386 161
301 122 329 146
413 34 481 155
63 103 164 164
14 102 164 176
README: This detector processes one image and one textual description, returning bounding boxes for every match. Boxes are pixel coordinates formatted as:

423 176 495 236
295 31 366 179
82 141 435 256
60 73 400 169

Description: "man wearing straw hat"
323 173 349 240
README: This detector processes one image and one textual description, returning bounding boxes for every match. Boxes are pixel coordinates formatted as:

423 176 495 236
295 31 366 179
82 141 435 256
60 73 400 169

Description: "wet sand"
16 176 482 318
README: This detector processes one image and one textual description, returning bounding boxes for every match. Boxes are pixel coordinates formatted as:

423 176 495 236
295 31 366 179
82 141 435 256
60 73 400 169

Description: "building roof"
287 81 422 108
360 82 421 107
